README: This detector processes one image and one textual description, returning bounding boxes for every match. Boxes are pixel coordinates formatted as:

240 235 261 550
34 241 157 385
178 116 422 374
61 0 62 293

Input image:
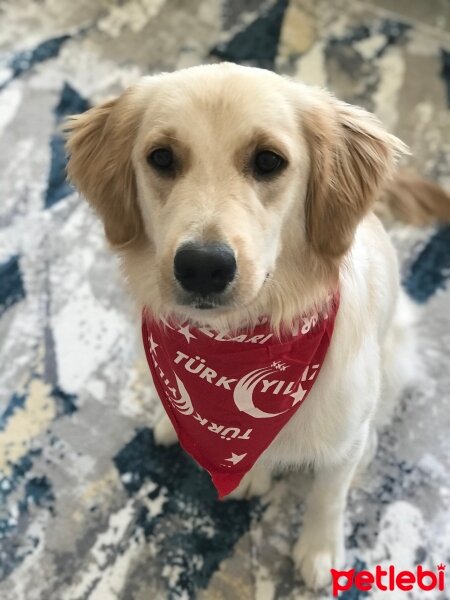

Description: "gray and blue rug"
1 1 450 598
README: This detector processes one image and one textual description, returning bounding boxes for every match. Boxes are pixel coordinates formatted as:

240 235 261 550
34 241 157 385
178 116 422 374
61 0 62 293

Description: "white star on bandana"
148 334 159 355
225 452 247 465
178 324 197 343
290 383 307 406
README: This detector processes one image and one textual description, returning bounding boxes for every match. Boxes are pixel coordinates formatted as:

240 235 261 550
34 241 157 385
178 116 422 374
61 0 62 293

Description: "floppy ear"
65 90 144 247
302 93 408 258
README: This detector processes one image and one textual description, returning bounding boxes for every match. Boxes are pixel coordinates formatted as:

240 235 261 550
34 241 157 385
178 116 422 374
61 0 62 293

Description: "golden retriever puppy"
65 63 420 590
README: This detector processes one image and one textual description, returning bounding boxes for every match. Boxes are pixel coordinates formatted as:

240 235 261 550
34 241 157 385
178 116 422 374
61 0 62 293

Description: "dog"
65 63 449 590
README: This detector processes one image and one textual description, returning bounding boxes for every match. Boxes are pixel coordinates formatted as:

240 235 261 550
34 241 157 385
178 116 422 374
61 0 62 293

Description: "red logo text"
331 564 446 596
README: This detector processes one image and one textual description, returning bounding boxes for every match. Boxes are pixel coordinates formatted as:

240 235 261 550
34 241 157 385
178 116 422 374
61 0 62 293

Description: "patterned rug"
1 1 449 598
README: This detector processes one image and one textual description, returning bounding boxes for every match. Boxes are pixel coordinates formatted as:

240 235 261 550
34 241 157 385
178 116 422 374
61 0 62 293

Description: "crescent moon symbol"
169 374 194 415
233 367 289 419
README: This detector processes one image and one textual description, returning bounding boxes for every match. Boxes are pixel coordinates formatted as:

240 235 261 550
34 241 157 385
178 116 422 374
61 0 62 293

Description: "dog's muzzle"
174 242 237 303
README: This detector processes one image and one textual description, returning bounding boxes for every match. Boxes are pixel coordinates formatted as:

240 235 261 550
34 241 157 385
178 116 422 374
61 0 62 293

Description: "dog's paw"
293 535 344 591
224 467 271 500
153 413 178 446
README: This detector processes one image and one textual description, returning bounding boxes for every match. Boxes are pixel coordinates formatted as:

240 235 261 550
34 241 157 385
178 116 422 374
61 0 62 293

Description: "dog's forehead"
138 67 298 142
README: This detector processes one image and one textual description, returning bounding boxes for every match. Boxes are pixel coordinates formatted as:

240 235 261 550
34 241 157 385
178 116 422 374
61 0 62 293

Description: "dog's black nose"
174 243 237 296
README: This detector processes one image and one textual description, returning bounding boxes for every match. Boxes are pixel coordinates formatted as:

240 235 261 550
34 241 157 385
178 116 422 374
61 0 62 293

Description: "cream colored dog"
66 63 427 590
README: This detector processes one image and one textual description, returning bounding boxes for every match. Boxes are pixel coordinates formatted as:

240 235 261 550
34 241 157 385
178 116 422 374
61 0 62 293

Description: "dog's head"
65 64 406 326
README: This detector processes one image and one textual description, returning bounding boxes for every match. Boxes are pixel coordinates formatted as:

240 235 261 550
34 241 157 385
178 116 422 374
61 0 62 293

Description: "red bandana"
142 297 339 497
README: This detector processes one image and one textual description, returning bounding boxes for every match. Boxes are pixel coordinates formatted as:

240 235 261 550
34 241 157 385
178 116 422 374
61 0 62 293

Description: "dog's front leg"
224 461 272 500
293 423 369 591
154 411 178 446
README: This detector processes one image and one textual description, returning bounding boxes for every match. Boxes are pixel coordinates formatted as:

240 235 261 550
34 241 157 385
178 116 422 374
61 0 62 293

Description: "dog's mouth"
194 299 217 310
176 292 233 312
174 272 271 314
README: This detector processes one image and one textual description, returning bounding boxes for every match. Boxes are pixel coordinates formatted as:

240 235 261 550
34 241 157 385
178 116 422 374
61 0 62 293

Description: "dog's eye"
253 151 285 176
148 148 174 171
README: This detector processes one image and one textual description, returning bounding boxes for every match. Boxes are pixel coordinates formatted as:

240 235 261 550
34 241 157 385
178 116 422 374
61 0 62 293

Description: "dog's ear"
65 90 144 247
302 93 408 258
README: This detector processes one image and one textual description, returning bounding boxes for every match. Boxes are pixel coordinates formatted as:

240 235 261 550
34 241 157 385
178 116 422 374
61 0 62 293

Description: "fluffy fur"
65 63 444 590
